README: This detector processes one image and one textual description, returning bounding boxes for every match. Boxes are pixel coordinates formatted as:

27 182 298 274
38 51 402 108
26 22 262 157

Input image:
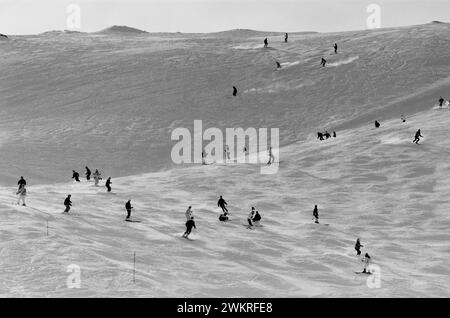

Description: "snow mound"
97 25 148 34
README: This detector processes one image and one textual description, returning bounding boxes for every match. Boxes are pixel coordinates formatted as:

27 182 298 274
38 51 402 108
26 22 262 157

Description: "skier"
362 253 372 273
253 211 262 227
374 120 380 128
284 33 288 43
401 114 406 123
313 205 319 224
333 131 337 138
413 129 423 144
438 96 444 107
17 176 26 191
355 238 363 256
105 177 112 192
64 194 72 213
247 207 256 228
267 146 275 165
264 38 268 48
125 200 133 220
334 43 338 54
202 151 206 165
232 86 237 96
276 61 281 69
324 131 331 139
183 217 196 239
93 169 102 186
72 170 80 182
185 206 193 221
320 58 327 67
16 186 26 206
219 212 229 222
218 195 228 213
85 166 91 181
317 132 324 141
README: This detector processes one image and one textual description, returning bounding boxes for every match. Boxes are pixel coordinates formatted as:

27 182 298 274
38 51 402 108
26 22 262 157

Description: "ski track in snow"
0 24 450 297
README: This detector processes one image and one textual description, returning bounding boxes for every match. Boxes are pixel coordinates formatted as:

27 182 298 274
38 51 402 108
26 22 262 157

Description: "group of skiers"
72 167 110 190
374 119 424 144
355 238 372 274
437 96 450 107
317 131 336 141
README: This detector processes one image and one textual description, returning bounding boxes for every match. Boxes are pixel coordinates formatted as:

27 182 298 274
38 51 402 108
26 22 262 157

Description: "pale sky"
0 0 449 35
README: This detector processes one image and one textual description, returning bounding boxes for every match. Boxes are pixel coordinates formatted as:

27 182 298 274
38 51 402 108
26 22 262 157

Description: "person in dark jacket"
233 86 237 96
438 96 444 107
183 217 196 238
355 238 363 256
105 177 112 192
218 196 228 213
219 212 229 222
64 194 72 213
413 129 423 144
264 38 268 48
17 176 26 190
125 200 133 219
334 43 338 54
321 58 327 67
313 205 319 224
85 166 91 181
72 170 80 182
374 120 380 128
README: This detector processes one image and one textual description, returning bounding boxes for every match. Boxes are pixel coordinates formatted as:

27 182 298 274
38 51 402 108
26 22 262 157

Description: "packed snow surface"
0 23 450 297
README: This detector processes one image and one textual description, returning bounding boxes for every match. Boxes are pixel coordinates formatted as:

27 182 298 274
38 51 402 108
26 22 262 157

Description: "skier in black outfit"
233 86 237 96
321 58 327 67
333 131 337 138
334 43 338 54
183 217 196 238
413 129 423 144
125 200 133 219
218 196 228 213
355 238 363 256
264 38 268 48
72 170 80 182
276 61 281 69
313 205 319 224
317 132 324 141
324 131 331 139
17 176 26 190
374 120 380 128
438 96 444 107
85 166 91 181
105 177 112 192
64 194 72 213
285 33 288 43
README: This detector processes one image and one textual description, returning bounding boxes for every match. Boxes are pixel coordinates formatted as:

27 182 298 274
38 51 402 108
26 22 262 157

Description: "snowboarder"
125 200 133 220
267 146 275 165
264 38 268 48
284 33 288 43
85 166 91 181
185 206 193 221
93 169 102 186
276 61 281 69
334 43 338 54
218 195 228 213
413 129 423 144
232 86 237 96
219 212 229 222
362 253 372 273
333 131 337 138
17 176 26 191
64 194 72 213
72 170 80 182
355 238 363 256
438 96 444 107
313 205 319 224
374 120 380 128
321 58 327 67
183 217 196 238
105 177 112 192
16 186 26 206
253 211 262 227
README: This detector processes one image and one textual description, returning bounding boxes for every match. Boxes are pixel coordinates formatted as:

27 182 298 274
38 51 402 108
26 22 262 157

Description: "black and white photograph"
0 0 449 305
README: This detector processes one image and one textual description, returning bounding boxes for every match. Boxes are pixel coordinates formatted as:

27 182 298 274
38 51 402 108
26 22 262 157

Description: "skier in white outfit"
93 169 102 186
16 186 27 206
362 253 372 273
224 145 231 162
185 206 193 221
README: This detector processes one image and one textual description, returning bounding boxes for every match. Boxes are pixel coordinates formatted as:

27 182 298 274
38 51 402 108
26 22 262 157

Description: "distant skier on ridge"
93 169 102 186
284 33 288 43
438 96 444 107
334 43 338 54
264 38 268 48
